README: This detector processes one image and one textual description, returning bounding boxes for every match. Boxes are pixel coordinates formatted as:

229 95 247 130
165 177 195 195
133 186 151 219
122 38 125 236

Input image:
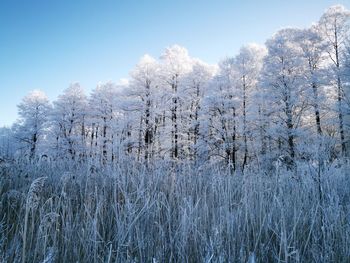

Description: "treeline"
1 5 350 171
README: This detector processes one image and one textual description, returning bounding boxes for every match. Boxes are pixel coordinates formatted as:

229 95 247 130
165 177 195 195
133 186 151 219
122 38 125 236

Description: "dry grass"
0 160 349 262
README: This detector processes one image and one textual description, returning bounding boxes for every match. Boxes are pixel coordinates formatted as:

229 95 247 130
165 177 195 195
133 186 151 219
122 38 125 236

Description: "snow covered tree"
343 41 350 156
294 27 328 136
14 90 51 160
260 29 308 169
89 81 121 164
204 58 239 169
129 54 160 162
159 45 193 159
51 83 88 160
182 59 214 160
6 4 350 166
318 4 350 155
231 44 267 170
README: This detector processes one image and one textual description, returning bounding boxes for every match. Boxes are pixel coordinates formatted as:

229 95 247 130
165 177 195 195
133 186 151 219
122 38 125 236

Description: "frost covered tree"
260 29 308 168
129 54 160 161
204 58 239 168
294 27 328 136
51 83 88 160
89 82 121 164
231 44 266 170
343 41 350 156
318 4 350 155
159 45 193 159
13 90 51 160
182 59 214 160
204 46 266 170
5 4 350 166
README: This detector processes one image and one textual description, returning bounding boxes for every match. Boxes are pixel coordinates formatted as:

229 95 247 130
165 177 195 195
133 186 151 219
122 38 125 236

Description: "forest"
0 4 350 263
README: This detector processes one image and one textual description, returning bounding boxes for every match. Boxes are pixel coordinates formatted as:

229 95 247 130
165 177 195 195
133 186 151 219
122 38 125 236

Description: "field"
1 160 349 262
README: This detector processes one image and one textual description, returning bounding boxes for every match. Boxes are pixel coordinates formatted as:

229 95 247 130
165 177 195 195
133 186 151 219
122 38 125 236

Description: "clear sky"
0 0 348 126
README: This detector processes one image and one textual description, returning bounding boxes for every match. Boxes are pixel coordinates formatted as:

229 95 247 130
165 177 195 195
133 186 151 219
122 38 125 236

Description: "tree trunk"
312 82 323 135
102 118 107 164
171 77 179 159
242 76 248 171
30 133 37 161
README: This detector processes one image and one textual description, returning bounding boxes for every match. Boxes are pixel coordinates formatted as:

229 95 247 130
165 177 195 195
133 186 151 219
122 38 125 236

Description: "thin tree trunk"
30 133 37 161
242 75 248 171
171 77 179 159
312 82 323 135
334 23 346 155
232 107 236 171
102 118 107 164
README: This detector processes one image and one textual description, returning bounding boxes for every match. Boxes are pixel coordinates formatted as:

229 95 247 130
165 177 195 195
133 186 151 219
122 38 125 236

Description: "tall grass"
0 160 349 262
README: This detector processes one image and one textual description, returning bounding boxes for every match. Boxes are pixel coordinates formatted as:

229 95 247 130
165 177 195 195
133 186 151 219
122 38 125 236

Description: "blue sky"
0 0 348 126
